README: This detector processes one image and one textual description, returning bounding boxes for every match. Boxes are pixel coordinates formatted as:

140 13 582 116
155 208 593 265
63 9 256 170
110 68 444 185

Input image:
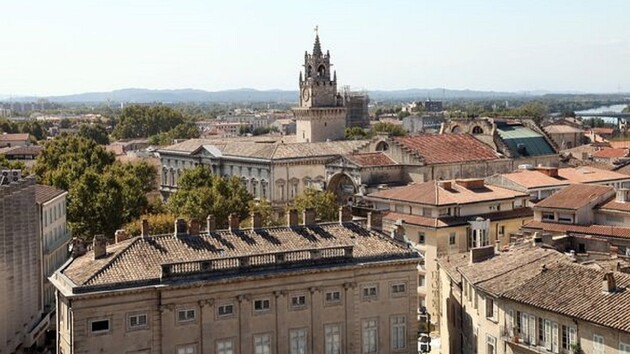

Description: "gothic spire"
313 34 323 57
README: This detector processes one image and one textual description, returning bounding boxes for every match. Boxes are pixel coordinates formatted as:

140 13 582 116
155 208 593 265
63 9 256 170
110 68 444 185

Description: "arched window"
307 65 312 77
317 64 326 77
451 126 462 133
375 141 389 152
472 126 484 135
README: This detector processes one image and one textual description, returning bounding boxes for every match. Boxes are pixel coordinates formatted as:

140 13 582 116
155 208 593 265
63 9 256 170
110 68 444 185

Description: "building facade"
0 175 46 352
293 33 347 143
50 211 421 354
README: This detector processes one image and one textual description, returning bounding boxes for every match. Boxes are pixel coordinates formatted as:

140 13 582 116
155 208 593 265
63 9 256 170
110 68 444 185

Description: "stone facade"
0 176 44 352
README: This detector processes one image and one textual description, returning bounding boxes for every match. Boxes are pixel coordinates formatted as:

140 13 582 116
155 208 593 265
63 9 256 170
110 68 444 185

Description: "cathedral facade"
293 33 347 143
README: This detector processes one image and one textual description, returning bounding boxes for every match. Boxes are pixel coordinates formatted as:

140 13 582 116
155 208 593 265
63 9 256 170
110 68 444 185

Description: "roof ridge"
83 237 142 285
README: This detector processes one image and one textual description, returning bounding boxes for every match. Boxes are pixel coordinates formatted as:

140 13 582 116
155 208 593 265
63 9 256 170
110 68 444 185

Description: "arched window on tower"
375 141 389 152
472 126 484 135
307 65 312 78
317 65 326 77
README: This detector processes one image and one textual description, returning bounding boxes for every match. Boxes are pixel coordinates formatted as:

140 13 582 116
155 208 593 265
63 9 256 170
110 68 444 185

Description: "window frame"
89 318 111 335
289 328 308 354
390 315 406 351
176 308 197 324
127 312 149 331
254 333 272 354
448 232 456 246
362 318 378 354
253 298 272 314
217 303 235 319
390 282 407 297
216 338 235 354
176 344 197 354
290 294 307 310
361 284 378 301
324 290 342 306
324 323 342 354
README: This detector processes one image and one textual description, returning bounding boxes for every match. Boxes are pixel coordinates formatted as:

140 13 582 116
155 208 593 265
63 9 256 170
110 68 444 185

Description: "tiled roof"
2 146 42 156
543 125 584 134
590 128 614 135
592 148 629 159
384 208 533 229
35 184 66 204
367 180 528 206
497 170 569 189
502 261 630 333
534 184 613 210
557 167 630 183
496 123 556 157
392 134 500 164
61 222 416 290
609 141 630 149
598 199 630 213
344 152 397 167
523 220 630 239
0 133 30 141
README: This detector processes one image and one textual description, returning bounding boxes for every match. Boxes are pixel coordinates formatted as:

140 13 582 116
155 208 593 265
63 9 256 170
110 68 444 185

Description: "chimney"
469 245 495 264
70 237 87 258
206 215 216 232
141 219 150 238
603 272 617 293
287 209 299 227
174 218 188 237
189 219 200 236
437 180 452 190
251 212 262 229
616 188 630 203
228 213 240 231
391 220 405 242
535 166 559 177
93 235 107 260
339 206 352 223
455 178 485 189
303 208 316 226
115 229 129 243
367 211 383 231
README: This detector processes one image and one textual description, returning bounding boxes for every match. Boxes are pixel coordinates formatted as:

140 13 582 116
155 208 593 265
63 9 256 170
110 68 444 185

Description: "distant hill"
4 87 554 104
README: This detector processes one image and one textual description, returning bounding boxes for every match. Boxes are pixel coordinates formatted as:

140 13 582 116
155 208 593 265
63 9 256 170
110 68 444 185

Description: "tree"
167 166 252 227
112 105 185 139
371 122 407 136
123 213 177 236
244 198 280 227
148 122 200 146
78 124 110 145
514 102 548 124
289 188 339 222
345 127 368 139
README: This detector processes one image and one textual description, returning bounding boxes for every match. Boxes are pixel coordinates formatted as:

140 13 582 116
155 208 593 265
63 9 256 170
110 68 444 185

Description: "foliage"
345 127 368 139
371 122 407 136
112 105 185 139
0 155 27 171
78 123 110 145
148 122 200 146
288 188 339 222
166 166 252 227
623 105 630 113
397 110 411 119
242 198 280 227
0 118 46 141
583 117 614 128
123 213 177 237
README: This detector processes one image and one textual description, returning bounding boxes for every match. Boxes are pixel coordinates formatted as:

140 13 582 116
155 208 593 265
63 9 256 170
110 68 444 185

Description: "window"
217 339 234 354
325 290 341 304
449 232 456 245
485 298 496 320
90 319 110 334
562 325 576 351
417 232 425 244
542 212 555 221
486 335 496 354
291 295 307 309
325 324 342 354
439 208 450 216
128 313 148 330
593 334 604 354
254 334 272 354
391 283 407 296
422 208 432 217
177 309 196 323
620 342 630 354
362 285 378 301
498 226 505 236
217 304 234 317
362 319 378 354
489 204 500 211
177 345 196 354
254 299 271 312
391 315 406 350
558 214 573 223
607 214 624 223
290 329 307 354
418 275 426 287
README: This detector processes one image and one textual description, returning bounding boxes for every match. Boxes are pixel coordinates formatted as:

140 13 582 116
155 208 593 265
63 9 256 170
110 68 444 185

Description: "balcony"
500 326 553 354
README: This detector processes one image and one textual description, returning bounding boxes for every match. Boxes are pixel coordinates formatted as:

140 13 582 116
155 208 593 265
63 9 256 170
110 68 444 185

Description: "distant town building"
542 122 585 149
293 33 347 142
0 133 32 147
50 211 420 354
270 118 296 135
343 89 370 128
422 100 443 113
402 115 443 133
0 174 47 352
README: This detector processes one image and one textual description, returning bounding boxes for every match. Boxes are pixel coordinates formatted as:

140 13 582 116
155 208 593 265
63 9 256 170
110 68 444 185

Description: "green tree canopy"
288 188 339 222
166 166 252 227
148 122 200 146
78 123 110 145
113 105 185 139
371 122 407 137
345 127 368 139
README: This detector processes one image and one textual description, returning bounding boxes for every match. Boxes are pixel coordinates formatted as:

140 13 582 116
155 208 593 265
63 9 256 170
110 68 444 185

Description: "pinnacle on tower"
313 34 323 57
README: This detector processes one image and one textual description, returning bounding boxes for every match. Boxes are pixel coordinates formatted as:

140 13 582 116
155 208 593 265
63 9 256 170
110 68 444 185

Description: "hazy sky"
1 0 629 96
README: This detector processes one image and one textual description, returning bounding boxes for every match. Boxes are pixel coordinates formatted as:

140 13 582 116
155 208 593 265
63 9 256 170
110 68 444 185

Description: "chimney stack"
391 220 405 242
603 272 617 293
616 188 630 203
339 206 352 223
70 237 87 258
141 219 150 238
303 208 316 226
93 235 107 260
189 219 200 236
251 212 263 229
115 229 129 243
174 218 188 237
367 211 383 231
228 213 240 231
287 209 299 227
206 214 216 233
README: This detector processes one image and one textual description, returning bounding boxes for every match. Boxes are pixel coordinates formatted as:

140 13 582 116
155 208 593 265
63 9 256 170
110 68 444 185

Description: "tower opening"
317 65 326 77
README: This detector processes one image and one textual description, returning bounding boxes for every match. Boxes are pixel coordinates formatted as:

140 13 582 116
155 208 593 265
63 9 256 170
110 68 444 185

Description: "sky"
1 0 629 96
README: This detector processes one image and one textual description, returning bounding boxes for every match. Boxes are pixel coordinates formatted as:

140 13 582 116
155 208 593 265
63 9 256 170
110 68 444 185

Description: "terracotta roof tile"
392 134 500 164
35 184 66 204
523 220 630 239
344 152 396 167
0 133 30 141
598 199 630 213
2 146 42 157
592 148 629 159
557 167 630 183
383 208 533 229
534 184 614 210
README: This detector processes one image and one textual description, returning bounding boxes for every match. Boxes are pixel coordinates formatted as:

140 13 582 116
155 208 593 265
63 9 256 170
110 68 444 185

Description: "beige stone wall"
294 108 347 143
58 262 419 354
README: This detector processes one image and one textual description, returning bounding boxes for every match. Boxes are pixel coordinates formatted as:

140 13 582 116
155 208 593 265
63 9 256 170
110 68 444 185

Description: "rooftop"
495 122 556 157
543 124 584 134
344 152 397 167
1 145 42 157
383 208 533 229
523 220 630 239
367 179 528 206
392 134 500 164
35 184 66 204
535 184 613 210
59 222 417 293
0 133 30 142
592 148 629 159
494 166 630 189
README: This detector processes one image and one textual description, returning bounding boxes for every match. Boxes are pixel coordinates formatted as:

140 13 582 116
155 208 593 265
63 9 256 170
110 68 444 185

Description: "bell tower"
293 28 346 143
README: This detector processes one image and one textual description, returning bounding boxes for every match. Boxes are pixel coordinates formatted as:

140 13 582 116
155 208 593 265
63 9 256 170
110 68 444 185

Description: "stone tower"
293 31 347 143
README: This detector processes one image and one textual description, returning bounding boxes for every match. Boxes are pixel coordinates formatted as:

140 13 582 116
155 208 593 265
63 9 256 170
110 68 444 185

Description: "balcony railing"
500 325 558 354
160 245 355 279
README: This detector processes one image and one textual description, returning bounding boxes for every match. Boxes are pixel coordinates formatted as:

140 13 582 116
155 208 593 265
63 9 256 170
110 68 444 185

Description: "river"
575 104 628 123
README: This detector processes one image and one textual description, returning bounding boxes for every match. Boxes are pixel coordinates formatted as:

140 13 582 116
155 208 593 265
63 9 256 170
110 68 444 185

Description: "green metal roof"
496 125 556 157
